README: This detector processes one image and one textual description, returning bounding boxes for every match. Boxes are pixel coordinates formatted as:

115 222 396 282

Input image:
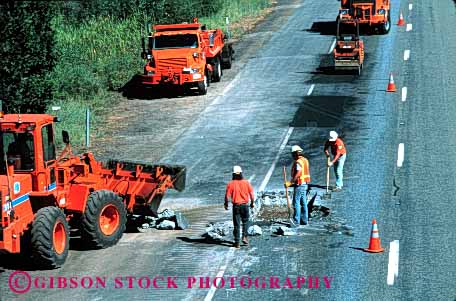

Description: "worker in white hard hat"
285 145 311 226
224 165 255 248
324 131 347 191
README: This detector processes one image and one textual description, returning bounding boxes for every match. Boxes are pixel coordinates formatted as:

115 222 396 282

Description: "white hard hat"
233 165 242 174
329 131 338 141
291 145 303 153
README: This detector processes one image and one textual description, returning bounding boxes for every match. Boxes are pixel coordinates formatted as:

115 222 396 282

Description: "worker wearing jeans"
324 131 347 191
285 145 311 226
224 166 255 248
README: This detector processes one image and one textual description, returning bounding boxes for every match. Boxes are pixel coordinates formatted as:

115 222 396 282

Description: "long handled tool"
283 166 292 219
322 157 331 200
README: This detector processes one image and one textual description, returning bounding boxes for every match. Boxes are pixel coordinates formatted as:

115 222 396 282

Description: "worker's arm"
224 185 231 210
324 141 331 157
248 183 255 208
292 168 302 185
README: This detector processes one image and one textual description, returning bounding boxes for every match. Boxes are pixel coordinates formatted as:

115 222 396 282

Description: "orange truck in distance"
338 0 391 34
140 18 234 95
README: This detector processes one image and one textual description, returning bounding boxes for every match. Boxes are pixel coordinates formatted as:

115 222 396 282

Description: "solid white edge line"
307 84 315 96
397 143 405 167
406 23 413 32
328 38 336 54
401 87 407 102
404 49 410 61
387 240 400 285
204 249 235 301
409 3 413 10
258 127 294 192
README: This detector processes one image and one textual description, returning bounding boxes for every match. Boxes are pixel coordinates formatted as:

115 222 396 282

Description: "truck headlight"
192 52 199 58
147 54 152 60
339 9 349 15
183 68 200 74
378 9 386 15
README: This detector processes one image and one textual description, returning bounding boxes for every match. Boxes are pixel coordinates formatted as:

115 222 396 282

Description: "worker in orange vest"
285 145 311 226
224 166 255 248
324 131 347 192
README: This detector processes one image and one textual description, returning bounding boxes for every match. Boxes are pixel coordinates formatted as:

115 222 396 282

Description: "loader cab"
0 114 58 193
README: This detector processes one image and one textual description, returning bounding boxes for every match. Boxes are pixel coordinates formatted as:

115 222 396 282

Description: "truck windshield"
0 132 35 174
154 34 198 49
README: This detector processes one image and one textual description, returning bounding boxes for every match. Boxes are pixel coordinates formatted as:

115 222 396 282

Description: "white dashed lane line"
307 84 315 96
404 49 410 61
401 87 407 102
406 23 413 32
387 240 400 285
328 39 336 54
397 143 405 168
409 3 413 10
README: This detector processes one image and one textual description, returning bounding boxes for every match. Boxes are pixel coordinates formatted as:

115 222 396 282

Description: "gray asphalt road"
1 0 455 300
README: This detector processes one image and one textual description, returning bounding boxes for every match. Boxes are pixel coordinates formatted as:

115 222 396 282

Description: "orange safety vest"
291 157 311 185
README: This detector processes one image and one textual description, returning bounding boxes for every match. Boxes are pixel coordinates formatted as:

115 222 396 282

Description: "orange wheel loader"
333 19 365 75
0 113 186 269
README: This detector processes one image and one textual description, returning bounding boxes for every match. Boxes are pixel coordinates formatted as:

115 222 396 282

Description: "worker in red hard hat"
224 165 255 248
285 145 311 227
324 131 347 192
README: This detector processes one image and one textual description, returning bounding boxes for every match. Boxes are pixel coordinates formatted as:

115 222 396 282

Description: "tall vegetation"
0 1 56 113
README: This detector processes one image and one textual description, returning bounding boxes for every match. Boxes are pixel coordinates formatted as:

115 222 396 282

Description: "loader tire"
81 190 126 249
31 207 70 269
197 74 208 95
212 57 222 82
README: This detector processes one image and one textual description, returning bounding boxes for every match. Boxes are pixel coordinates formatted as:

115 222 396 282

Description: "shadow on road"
176 236 234 247
0 254 40 271
306 21 337 35
119 74 198 100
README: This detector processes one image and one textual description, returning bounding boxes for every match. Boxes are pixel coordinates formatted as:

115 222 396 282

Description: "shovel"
282 166 292 219
322 157 331 200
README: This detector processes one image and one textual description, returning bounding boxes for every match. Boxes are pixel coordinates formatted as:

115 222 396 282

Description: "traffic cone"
397 11 405 26
364 219 384 253
386 72 396 92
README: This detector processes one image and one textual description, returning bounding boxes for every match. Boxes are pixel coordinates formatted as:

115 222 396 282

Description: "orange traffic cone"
397 11 405 26
364 219 384 253
386 72 396 92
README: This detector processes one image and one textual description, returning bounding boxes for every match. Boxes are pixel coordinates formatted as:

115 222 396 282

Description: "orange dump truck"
140 18 234 95
0 113 186 268
338 0 391 34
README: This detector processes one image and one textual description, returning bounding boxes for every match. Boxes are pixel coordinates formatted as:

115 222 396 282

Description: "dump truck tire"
380 11 391 34
197 74 208 95
31 207 70 269
212 57 222 82
222 48 233 69
81 190 126 249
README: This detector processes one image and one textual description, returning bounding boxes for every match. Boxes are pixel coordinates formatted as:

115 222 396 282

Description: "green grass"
49 0 273 147
200 0 272 38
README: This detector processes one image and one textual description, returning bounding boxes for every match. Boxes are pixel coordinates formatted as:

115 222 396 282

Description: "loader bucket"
105 159 186 192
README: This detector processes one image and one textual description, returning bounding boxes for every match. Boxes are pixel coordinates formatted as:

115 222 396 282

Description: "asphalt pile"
201 190 354 241
130 209 189 232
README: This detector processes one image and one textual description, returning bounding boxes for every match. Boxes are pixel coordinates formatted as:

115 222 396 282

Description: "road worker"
224 166 255 248
285 145 311 226
324 131 347 191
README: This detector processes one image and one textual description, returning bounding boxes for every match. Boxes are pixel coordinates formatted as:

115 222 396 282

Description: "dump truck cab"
140 18 233 95
338 0 391 34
